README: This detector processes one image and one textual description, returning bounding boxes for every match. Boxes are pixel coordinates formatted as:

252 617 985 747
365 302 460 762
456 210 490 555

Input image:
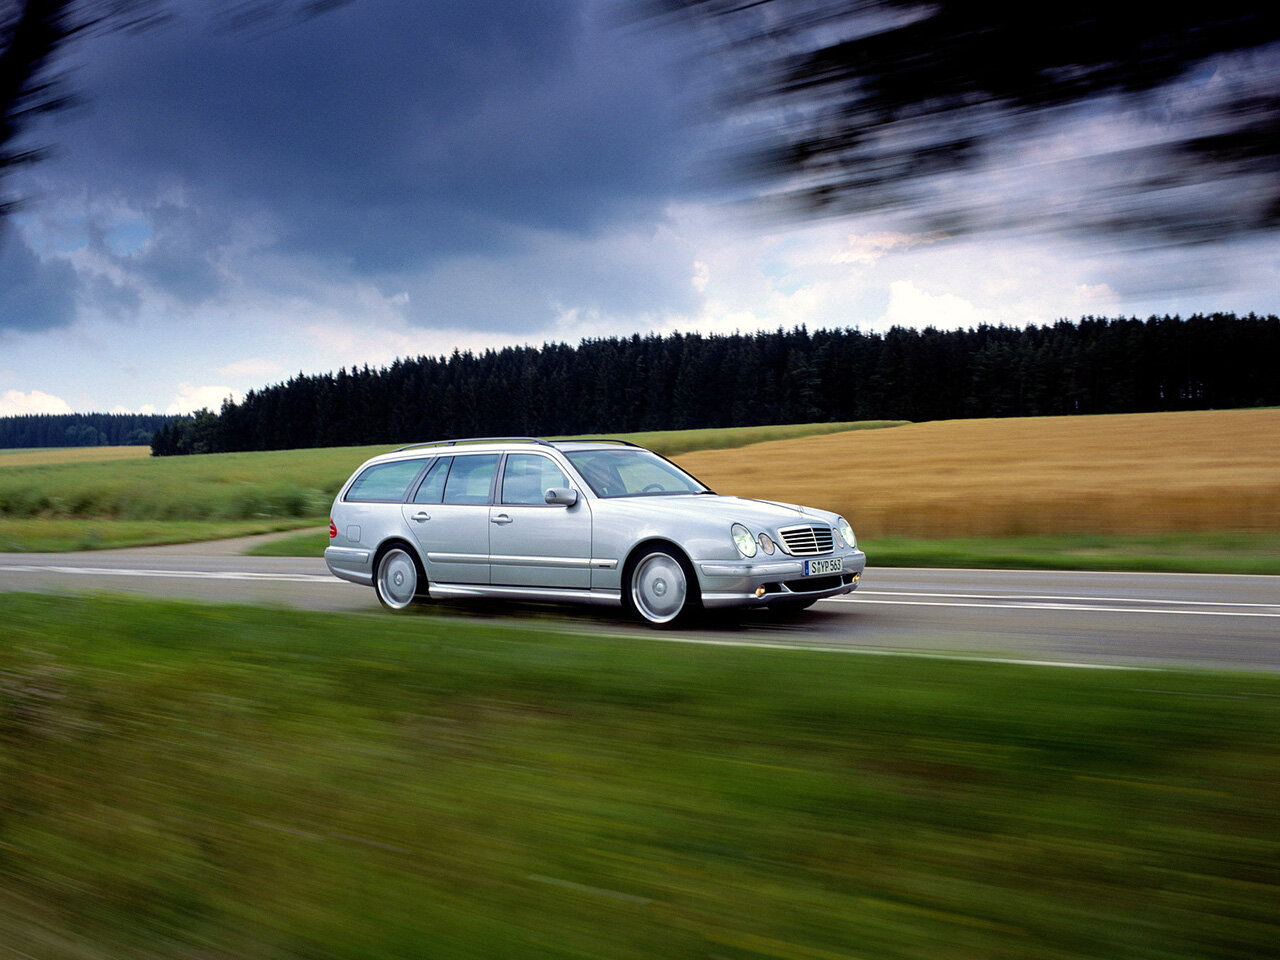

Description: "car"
324 437 865 625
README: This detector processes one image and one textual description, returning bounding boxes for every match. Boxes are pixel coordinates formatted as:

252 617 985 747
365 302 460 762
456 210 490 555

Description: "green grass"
1 593 1277 959
243 526 331 556
0 517 320 553
864 532 1280 575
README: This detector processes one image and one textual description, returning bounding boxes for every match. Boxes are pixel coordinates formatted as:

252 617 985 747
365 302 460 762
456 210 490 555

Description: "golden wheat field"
678 409 1280 537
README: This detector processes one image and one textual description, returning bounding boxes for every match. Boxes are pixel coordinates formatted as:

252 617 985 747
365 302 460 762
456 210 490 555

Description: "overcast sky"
2 0 1278 416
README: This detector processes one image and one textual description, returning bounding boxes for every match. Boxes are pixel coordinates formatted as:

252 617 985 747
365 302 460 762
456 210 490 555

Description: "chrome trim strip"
699 561 804 578
429 583 623 606
426 552 490 565
488 554 594 568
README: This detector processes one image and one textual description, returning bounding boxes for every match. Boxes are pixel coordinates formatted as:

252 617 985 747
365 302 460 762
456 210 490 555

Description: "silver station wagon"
325 437 865 625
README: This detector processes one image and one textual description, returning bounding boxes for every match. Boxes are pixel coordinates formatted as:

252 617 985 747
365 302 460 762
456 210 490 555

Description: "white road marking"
821 595 1280 618
1 564 336 584
856 589 1279 610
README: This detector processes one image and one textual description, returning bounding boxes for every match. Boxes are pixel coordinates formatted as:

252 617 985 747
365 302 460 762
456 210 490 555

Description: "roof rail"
549 437 641 448
393 436 554 453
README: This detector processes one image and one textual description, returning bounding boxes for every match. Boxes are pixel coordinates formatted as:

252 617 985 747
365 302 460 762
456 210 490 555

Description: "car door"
489 452 593 588
401 453 498 585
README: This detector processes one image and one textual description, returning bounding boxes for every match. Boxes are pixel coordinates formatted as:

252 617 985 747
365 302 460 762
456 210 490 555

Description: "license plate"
804 558 843 576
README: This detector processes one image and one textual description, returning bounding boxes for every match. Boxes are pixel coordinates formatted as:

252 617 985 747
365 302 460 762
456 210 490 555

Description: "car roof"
384 437 642 454
363 437 643 464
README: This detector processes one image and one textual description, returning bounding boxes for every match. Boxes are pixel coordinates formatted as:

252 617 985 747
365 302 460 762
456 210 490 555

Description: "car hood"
603 493 840 530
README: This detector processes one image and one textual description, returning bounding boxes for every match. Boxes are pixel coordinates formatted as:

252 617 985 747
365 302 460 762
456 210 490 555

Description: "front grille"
778 524 834 556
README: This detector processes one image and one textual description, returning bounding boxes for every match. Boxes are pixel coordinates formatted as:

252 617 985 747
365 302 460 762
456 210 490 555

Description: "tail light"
329 519 337 539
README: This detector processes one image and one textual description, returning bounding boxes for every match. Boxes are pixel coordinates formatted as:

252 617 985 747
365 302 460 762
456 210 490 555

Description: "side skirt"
428 583 624 607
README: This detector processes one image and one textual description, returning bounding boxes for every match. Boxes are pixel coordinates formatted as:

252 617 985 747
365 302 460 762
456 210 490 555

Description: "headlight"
732 523 757 558
837 517 856 550
758 533 775 555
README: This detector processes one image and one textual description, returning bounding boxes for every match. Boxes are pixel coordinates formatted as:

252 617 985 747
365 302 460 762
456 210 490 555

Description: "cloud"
832 231 941 265
30 0 699 290
691 260 710 292
875 281 1000 331
0 228 78 333
0 389 74 415
166 383 240 415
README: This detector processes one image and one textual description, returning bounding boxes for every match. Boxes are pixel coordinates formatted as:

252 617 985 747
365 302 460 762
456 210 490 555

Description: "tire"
374 544 426 611
624 546 699 626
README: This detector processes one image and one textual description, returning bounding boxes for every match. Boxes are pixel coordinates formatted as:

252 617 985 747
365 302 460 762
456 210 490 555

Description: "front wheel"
626 547 698 626
374 546 425 611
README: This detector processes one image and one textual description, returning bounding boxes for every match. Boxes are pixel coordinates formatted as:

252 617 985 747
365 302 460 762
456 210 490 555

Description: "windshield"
565 449 708 498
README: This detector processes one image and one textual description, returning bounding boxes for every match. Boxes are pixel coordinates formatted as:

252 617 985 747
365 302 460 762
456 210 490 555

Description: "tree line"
149 313 1280 456
0 412 171 448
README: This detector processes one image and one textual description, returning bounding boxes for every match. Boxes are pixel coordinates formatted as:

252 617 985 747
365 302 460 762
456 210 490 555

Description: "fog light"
755 586 766 598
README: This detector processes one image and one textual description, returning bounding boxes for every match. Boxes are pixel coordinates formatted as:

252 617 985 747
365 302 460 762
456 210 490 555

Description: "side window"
412 457 450 504
345 459 427 502
442 454 499 505
502 454 569 505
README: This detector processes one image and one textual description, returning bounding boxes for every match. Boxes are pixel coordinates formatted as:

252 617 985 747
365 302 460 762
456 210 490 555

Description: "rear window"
345 459 427 502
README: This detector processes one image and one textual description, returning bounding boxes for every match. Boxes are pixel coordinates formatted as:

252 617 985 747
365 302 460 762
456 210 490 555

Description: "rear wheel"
625 546 698 626
374 545 425 611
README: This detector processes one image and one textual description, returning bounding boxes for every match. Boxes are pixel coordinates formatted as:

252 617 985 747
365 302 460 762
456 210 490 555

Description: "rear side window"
412 457 450 504
345 459 427 502
442 454 499 505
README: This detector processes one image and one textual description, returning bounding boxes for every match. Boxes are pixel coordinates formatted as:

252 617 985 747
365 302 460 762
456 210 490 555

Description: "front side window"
345 458 427 502
565 449 706 498
501 454 570 505
442 454 500 505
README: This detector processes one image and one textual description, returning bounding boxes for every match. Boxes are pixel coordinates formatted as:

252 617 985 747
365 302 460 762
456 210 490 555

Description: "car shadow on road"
405 595 854 637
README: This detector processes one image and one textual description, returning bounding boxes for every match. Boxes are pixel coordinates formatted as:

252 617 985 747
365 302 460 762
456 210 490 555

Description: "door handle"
491 513 513 525
410 511 431 522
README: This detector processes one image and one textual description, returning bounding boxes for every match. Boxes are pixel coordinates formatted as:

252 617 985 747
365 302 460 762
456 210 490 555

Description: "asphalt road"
2 544 1278 671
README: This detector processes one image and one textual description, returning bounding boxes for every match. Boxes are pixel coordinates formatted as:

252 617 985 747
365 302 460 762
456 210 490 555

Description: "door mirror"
544 487 578 507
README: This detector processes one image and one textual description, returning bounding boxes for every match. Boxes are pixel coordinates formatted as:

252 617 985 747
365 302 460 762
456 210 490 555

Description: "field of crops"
682 409 1280 537
3 410 1279 552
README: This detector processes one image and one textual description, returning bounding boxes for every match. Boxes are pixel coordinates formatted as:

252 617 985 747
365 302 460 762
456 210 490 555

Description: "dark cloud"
0 226 78 332
36 0 700 295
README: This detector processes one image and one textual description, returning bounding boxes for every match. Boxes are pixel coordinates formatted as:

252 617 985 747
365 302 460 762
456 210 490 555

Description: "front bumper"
696 549 866 609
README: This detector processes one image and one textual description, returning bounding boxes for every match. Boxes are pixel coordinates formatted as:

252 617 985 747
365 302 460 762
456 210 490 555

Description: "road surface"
2 544 1278 671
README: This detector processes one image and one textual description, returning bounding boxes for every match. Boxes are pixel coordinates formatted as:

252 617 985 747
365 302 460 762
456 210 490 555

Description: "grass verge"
242 526 331 556
0 517 319 553
2 593 1277 959
862 532 1280 575
245 528 1280 575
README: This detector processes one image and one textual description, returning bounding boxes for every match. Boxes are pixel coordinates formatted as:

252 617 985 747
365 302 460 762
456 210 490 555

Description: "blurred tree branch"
643 1 1280 244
